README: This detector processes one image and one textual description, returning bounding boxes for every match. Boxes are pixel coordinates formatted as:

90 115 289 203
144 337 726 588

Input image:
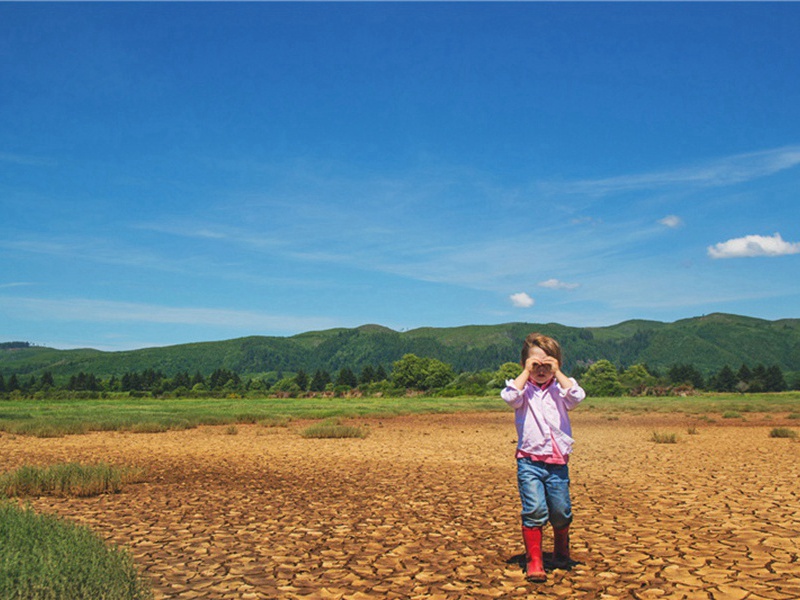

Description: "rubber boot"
521 526 546 581
553 525 570 567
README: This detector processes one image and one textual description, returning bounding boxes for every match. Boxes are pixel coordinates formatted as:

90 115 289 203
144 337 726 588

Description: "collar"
529 377 555 390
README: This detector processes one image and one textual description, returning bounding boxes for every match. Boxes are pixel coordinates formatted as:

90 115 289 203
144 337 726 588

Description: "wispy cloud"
0 282 35 289
658 215 683 228
0 295 339 333
707 233 800 259
510 292 535 308
546 146 800 197
538 279 580 290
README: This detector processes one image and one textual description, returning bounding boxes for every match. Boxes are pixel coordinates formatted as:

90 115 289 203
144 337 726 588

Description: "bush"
0 502 153 599
769 428 797 439
651 431 678 444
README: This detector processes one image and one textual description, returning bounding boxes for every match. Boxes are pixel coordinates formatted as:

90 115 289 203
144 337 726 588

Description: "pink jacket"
501 378 586 457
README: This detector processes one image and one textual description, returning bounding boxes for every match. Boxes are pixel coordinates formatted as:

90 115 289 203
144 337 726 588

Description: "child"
501 332 586 581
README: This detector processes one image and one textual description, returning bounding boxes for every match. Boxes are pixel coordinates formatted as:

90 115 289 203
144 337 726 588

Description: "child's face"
526 346 554 385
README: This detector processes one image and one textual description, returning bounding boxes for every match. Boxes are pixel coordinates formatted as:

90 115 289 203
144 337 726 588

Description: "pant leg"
517 458 550 528
544 463 573 530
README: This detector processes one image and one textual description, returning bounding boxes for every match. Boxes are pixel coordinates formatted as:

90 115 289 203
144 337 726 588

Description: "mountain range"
2 313 799 383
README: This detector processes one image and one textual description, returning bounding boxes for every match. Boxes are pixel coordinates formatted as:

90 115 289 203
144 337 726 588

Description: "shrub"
651 431 678 444
0 503 153 599
769 428 797 439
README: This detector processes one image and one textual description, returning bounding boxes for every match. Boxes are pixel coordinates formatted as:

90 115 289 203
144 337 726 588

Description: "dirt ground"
2 410 800 599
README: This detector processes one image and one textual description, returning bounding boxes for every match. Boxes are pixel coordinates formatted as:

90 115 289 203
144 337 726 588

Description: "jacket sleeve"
558 378 586 410
501 380 526 409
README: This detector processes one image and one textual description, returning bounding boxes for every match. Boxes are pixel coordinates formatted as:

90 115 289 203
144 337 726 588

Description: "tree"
709 365 737 393
620 364 658 393
495 362 522 386
310 370 331 392
294 370 309 391
667 364 704 389
336 367 359 389
391 354 455 391
764 365 787 392
580 360 624 397
359 365 377 385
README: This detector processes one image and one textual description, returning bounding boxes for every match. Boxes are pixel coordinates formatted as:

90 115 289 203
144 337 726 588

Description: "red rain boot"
553 525 570 567
522 526 547 581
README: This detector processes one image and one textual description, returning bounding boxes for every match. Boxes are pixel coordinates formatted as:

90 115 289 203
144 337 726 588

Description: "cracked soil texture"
2 411 799 599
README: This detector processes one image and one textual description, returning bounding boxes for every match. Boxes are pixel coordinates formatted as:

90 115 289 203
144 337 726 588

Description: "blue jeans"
517 458 573 529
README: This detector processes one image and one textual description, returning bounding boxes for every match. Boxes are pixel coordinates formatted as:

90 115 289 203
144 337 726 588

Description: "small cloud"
510 292 535 308
538 278 580 291
658 215 683 228
708 233 800 259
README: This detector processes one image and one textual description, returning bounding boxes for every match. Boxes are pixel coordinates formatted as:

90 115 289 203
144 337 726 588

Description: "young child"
501 332 586 581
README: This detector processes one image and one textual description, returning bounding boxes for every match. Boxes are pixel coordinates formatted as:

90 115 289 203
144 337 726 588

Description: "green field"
1 392 799 438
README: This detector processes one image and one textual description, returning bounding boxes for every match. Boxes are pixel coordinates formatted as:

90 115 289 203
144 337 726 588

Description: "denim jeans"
517 457 573 529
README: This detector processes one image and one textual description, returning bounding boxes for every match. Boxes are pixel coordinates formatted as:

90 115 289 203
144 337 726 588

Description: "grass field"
0 391 799 438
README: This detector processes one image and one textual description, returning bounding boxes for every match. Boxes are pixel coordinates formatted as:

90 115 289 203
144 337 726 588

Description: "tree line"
1 354 797 399
576 360 793 397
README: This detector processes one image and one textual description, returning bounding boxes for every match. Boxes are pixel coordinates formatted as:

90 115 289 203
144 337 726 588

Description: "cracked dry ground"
2 411 800 599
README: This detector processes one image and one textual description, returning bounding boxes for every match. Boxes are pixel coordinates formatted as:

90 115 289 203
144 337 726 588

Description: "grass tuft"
0 462 145 498
769 427 797 439
300 419 369 439
651 431 678 444
0 502 153 599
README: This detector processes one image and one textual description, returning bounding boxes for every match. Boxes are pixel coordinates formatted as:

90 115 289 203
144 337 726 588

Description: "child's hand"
540 355 561 375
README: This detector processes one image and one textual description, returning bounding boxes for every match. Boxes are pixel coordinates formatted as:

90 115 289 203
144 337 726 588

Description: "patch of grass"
787 413 800 420
0 462 145 498
769 428 798 439
722 411 743 419
259 416 291 428
225 425 238 435
0 502 153 599
687 426 698 435
300 419 369 439
651 431 678 444
127 421 170 434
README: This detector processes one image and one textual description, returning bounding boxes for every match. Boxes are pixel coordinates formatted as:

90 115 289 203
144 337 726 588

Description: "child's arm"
542 356 575 389
510 357 537 390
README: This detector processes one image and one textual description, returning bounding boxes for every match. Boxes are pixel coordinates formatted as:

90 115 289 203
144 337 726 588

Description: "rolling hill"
2 313 799 383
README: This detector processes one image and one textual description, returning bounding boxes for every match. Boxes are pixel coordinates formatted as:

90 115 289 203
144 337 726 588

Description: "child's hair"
521 333 563 367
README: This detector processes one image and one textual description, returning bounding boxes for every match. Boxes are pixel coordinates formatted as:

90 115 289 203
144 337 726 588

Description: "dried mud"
2 411 799 599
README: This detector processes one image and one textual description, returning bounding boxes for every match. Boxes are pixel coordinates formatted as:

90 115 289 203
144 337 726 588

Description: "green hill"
2 313 799 384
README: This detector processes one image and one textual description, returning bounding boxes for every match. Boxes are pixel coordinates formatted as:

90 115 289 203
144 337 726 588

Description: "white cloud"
707 233 800 259
658 215 683 228
538 279 580 290
0 296 339 333
548 145 800 197
510 292 535 308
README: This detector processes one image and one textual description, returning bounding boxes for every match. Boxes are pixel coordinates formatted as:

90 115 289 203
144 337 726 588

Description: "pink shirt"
501 377 586 461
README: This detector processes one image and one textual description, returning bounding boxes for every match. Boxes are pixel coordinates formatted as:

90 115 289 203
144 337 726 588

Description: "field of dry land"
2 404 799 599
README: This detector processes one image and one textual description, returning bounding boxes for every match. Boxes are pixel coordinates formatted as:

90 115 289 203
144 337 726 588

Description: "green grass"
299 419 369 439
0 502 152 599
0 392 798 438
769 427 798 439
0 463 145 498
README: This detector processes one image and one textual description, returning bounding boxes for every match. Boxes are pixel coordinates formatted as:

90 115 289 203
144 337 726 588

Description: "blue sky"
2 3 799 351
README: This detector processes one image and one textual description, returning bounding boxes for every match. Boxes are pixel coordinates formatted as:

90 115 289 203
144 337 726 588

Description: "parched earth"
2 410 799 599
